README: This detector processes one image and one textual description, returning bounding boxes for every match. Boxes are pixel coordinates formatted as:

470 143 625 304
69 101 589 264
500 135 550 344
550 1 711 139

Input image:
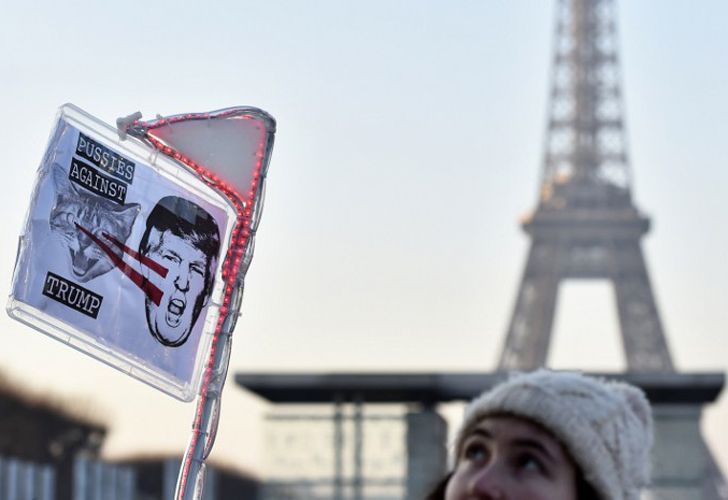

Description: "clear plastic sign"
7 104 239 401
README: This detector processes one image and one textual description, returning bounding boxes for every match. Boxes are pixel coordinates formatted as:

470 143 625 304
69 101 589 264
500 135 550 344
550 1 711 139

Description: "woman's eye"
515 454 545 474
463 443 489 463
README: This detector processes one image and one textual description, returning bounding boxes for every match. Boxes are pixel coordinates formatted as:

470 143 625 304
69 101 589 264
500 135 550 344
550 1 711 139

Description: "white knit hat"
455 370 653 500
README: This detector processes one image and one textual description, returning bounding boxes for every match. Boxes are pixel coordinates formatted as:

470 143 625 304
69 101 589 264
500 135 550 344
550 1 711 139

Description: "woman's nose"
470 460 507 499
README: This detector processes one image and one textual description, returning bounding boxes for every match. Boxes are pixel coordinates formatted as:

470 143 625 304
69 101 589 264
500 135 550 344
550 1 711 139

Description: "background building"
237 0 727 498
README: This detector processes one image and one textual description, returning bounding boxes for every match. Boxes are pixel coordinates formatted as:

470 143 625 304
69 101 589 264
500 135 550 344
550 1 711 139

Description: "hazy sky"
1 0 726 478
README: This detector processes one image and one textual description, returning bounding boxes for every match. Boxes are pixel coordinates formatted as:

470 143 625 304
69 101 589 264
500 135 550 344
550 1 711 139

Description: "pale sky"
1 0 726 479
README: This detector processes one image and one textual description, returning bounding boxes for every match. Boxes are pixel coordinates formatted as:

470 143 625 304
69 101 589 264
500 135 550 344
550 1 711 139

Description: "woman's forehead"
476 414 551 436
469 414 570 459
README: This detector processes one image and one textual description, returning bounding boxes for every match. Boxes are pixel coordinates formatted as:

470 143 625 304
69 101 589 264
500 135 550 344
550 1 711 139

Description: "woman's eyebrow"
469 428 494 440
510 437 557 463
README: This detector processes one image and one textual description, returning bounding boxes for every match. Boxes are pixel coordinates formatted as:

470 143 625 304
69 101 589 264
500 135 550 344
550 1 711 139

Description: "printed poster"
10 115 230 399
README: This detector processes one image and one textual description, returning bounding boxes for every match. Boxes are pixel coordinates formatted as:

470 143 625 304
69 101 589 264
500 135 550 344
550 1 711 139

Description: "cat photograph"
49 164 140 283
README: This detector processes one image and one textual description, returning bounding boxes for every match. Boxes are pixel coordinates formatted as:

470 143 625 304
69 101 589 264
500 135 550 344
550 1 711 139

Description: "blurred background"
1 1 726 499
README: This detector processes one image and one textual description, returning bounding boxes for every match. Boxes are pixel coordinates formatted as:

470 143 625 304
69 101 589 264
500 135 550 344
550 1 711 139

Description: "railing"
261 478 404 500
0 455 55 500
73 457 135 500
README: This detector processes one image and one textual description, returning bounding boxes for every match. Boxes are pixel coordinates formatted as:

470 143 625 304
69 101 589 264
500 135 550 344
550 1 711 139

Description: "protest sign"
8 105 239 401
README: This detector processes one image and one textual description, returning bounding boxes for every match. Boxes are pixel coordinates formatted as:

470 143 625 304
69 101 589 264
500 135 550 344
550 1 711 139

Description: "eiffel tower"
497 1 726 498
498 0 673 372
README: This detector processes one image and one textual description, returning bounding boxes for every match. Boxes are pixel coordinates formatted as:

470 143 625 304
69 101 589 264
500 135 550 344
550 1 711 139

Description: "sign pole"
119 108 275 500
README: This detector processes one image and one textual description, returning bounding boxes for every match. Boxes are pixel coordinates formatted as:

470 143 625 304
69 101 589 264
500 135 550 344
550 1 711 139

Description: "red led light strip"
140 111 267 497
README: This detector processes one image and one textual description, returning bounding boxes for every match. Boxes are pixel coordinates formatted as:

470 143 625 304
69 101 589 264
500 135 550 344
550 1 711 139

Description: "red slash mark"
75 223 166 306
102 232 168 278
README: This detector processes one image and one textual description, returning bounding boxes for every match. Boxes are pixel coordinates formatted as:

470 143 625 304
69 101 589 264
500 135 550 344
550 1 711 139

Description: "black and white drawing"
138 196 220 347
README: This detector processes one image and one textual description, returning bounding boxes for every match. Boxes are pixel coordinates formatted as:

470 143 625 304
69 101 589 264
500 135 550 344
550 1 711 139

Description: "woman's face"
445 415 578 500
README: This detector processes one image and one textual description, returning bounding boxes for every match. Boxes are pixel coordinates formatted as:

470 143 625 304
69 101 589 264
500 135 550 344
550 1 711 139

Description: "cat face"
49 165 140 283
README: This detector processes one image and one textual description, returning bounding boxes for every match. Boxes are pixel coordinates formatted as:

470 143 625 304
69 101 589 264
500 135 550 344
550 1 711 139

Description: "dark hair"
140 196 220 292
424 472 451 500
576 473 602 500
140 196 220 259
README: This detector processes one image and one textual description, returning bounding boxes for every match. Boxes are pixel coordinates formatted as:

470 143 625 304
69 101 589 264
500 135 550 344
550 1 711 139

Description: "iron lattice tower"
498 0 674 372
